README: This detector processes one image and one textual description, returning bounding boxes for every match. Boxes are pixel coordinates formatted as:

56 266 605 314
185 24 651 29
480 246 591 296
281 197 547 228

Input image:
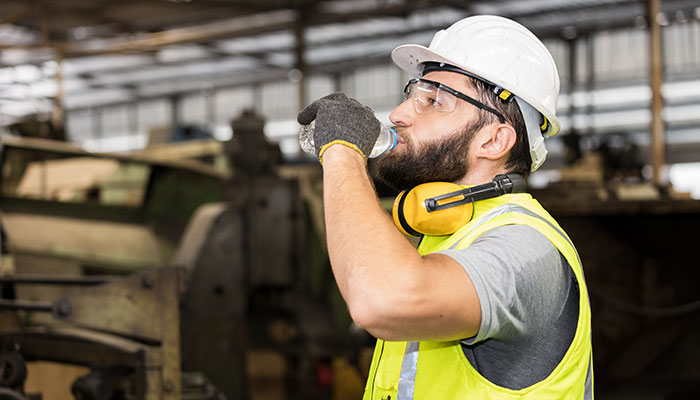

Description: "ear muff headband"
392 174 527 237
425 173 526 212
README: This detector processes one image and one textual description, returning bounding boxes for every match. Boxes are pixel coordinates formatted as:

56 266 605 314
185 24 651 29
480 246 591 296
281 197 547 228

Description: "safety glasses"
403 78 506 123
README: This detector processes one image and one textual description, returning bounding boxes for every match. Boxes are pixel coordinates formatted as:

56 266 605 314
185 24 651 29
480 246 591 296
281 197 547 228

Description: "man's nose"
389 98 414 127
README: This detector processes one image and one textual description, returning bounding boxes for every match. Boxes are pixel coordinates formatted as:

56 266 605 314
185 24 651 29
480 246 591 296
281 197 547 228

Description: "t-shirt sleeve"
437 224 569 345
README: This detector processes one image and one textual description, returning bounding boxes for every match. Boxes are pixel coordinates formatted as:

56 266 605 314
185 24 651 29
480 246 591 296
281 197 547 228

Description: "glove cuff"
318 140 367 164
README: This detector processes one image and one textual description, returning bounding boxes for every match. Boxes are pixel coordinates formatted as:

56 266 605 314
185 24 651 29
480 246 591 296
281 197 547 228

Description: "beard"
375 121 479 192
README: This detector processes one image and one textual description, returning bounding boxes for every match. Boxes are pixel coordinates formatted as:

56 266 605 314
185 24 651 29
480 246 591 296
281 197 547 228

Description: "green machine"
0 112 360 399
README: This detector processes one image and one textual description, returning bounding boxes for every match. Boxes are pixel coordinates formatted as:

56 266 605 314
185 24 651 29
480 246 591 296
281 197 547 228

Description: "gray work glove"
297 92 381 162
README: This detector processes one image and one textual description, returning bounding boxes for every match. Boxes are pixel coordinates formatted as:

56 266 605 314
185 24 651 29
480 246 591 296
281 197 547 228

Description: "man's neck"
455 164 509 187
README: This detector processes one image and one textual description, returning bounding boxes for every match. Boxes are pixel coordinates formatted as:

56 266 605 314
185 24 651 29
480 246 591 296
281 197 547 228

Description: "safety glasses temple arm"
451 91 506 123
417 78 507 123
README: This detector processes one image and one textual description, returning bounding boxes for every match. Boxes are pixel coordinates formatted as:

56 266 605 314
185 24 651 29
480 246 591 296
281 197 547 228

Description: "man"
298 15 593 399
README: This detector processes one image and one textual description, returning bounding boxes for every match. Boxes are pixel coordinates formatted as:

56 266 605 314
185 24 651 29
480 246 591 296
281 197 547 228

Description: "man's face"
376 71 485 192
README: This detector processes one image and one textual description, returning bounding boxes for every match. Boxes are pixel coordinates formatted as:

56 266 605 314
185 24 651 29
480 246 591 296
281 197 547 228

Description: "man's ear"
473 124 517 161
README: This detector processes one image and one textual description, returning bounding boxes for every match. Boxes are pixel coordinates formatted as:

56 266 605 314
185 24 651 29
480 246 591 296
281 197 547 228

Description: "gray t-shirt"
438 224 579 390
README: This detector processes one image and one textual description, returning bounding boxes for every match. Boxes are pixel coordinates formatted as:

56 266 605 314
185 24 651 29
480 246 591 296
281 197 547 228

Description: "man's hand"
297 92 381 162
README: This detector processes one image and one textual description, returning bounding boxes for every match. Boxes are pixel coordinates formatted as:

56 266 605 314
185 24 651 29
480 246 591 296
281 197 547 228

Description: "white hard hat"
391 15 560 171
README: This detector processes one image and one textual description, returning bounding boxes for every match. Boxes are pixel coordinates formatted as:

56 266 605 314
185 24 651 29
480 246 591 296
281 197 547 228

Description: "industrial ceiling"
1 0 700 124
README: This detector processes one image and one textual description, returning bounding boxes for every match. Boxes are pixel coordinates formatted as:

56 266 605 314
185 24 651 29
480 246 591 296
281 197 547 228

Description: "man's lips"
392 129 407 145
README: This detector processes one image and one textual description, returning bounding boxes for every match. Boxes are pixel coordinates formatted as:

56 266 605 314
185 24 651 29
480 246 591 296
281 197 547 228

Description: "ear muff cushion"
393 190 422 237
394 182 475 236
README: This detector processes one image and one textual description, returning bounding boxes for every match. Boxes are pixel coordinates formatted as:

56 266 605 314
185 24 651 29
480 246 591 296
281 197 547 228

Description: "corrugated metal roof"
1 0 699 123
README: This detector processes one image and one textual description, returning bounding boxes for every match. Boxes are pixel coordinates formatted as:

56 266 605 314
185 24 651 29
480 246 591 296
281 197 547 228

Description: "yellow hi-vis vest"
363 193 593 400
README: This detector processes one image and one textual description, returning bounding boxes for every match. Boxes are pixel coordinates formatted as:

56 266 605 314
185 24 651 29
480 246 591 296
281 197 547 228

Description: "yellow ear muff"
392 190 415 236
392 182 474 237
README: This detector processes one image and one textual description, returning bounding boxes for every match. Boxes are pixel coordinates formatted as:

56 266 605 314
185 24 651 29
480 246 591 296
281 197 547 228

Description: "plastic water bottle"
299 120 398 158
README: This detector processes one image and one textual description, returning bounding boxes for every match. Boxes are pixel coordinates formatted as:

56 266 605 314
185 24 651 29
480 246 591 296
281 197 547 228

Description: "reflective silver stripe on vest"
506 205 574 246
584 352 593 400
446 204 521 250
397 341 420 400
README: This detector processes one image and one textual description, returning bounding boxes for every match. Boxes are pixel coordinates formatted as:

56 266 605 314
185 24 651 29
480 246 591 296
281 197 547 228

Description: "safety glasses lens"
404 80 456 114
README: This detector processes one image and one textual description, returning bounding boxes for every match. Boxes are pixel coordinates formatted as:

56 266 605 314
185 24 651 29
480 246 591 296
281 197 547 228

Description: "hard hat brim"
391 44 454 79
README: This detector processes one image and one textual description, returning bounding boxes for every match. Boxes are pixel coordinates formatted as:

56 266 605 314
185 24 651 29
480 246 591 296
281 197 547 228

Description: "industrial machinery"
0 266 219 400
0 111 360 399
